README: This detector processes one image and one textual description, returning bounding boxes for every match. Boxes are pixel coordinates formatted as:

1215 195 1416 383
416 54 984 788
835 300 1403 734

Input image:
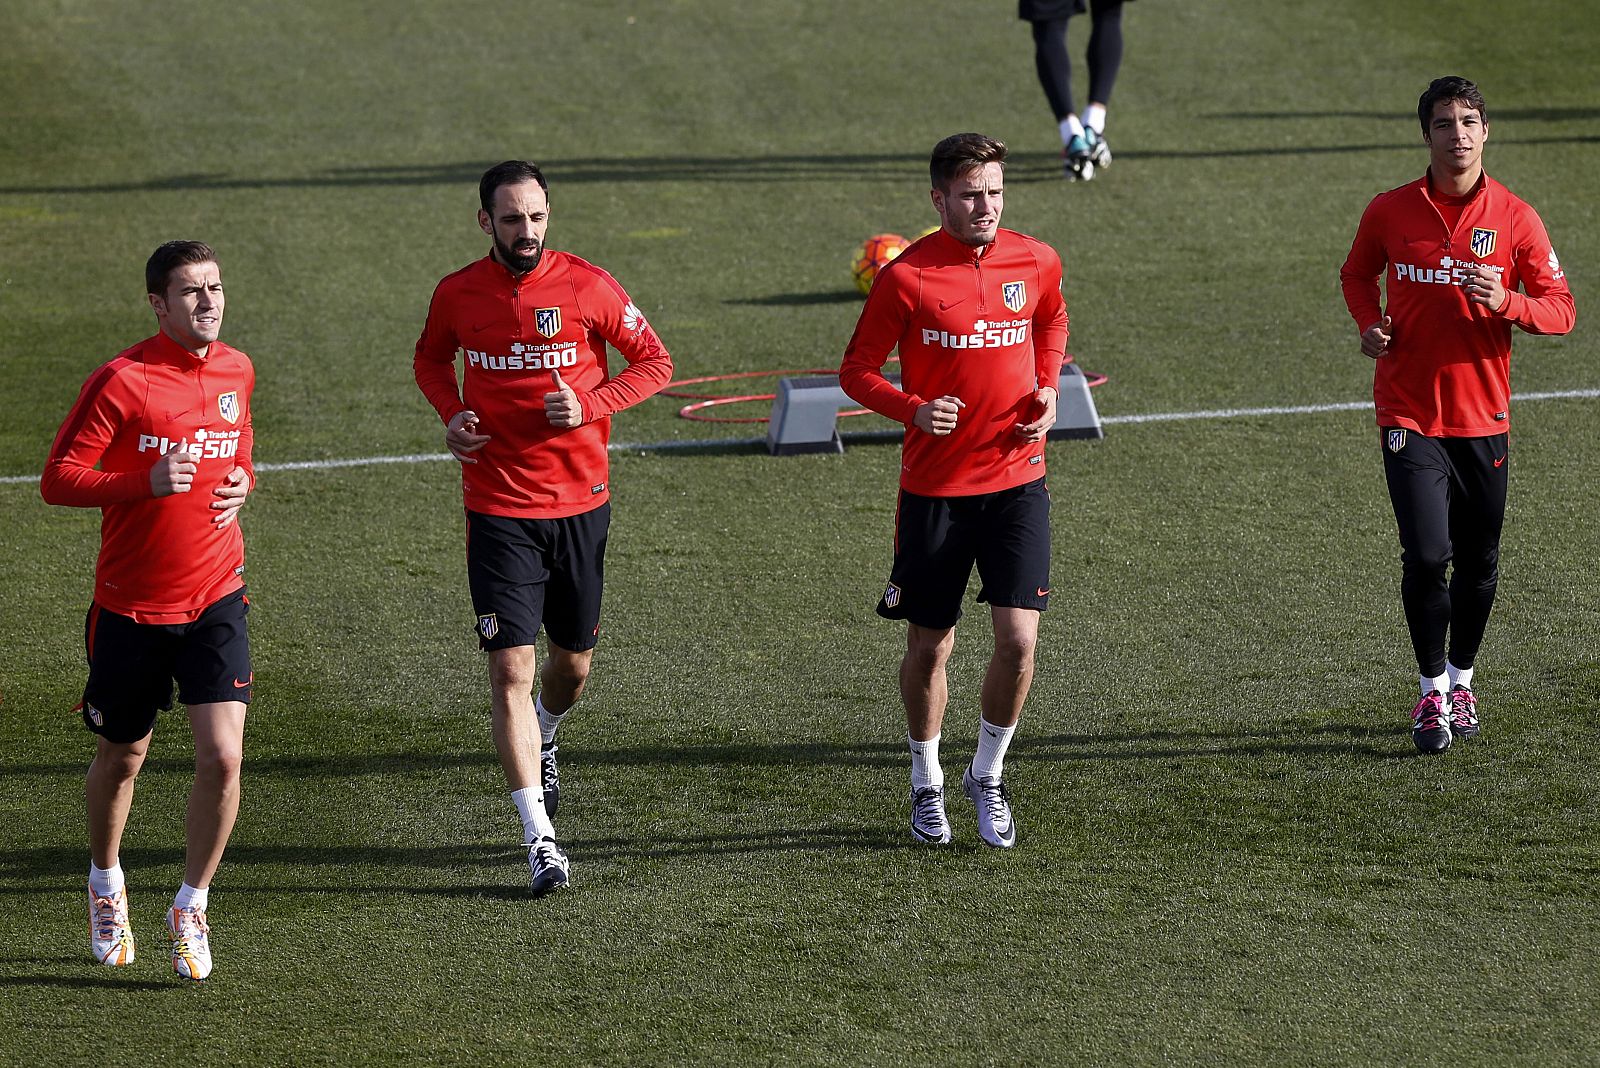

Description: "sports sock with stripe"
535 695 566 745
89 861 124 899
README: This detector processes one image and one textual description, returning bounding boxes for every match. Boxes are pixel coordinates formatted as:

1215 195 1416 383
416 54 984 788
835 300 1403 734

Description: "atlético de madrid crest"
1471 228 1497 258
217 391 240 424
1387 428 1407 453
535 307 562 338
1002 281 1027 313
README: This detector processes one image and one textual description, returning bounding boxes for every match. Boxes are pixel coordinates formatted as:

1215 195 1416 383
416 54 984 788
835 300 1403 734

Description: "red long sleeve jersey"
840 228 1068 497
1340 171 1575 436
414 252 673 518
40 332 256 624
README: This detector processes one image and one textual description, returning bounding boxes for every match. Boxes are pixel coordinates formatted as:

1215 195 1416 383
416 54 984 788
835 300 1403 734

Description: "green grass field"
2 1 1597 1064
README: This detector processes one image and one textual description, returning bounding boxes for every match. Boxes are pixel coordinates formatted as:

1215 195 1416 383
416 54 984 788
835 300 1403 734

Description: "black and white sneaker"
1448 685 1480 740
1085 128 1112 169
962 765 1017 848
540 741 561 817
1410 691 1452 754
527 837 570 897
909 785 952 845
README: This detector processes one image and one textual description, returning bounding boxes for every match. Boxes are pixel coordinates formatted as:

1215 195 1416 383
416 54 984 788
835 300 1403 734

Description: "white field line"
4 388 1596 486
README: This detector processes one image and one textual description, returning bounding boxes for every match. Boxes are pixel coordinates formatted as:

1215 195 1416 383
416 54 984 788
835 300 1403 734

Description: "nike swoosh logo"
938 298 966 311
233 673 253 689
1493 456 1506 468
1037 587 1051 597
471 321 496 333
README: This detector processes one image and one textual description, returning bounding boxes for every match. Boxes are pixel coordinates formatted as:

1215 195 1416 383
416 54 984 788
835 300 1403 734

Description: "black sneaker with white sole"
527 837 570 897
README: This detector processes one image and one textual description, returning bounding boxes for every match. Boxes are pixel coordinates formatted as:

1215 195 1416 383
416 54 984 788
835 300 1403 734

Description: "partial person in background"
1021 0 1133 181
41 240 257 981
1339 76 1575 754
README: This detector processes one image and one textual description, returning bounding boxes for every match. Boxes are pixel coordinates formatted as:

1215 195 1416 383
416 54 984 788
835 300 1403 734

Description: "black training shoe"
527 837 570 897
1448 685 1480 740
540 741 560 817
1410 691 1452 754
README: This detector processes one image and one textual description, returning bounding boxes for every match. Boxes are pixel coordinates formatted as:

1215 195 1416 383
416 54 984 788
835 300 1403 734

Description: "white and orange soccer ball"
851 233 910 296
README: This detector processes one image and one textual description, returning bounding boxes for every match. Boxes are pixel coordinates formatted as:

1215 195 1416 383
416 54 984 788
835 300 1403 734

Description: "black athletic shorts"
466 504 609 653
877 477 1051 630
82 587 252 744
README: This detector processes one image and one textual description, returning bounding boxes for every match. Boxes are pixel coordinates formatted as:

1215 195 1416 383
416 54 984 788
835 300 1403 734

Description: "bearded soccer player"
1340 77 1575 755
415 160 673 894
840 133 1068 847
41 241 256 980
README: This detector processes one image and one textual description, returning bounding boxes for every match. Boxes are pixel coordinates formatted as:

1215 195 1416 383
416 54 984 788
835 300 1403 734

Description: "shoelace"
541 744 560 788
976 780 1012 827
1450 691 1477 721
1412 695 1447 731
530 840 565 871
172 908 209 941
93 894 128 939
911 787 945 828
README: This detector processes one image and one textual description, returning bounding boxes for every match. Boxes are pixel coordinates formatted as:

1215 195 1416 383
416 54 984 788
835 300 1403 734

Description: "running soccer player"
41 241 256 980
1339 77 1575 754
414 160 673 894
840 133 1068 848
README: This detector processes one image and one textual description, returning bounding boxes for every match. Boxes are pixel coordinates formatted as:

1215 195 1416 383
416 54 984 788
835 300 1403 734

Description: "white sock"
512 785 556 843
173 882 208 912
908 732 943 790
89 862 124 898
1421 673 1449 697
972 719 1018 780
1448 664 1474 690
1059 115 1085 145
535 695 565 745
1085 104 1107 134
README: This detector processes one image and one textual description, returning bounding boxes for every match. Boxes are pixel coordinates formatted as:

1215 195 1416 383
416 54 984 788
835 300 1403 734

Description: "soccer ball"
851 233 910 295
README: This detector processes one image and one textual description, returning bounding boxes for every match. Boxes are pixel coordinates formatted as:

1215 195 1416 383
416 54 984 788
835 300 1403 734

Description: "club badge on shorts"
1002 281 1026 313
1387 429 1407 453
477 613 499 640
217 391 240 424
883 582 901 609
1470 228 1497 258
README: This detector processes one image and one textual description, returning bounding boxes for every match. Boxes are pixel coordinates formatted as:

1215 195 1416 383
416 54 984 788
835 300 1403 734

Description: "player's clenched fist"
913 395 965 436
544 369 584 428
446 409 491 464
1360 314 1393 359
150 444 198 496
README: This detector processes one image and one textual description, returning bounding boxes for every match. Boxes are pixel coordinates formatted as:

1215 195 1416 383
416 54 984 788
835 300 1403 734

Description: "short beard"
494 234 543 275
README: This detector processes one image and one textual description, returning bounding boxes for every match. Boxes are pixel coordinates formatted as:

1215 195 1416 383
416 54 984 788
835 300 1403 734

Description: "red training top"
414 252 673 518
41 331 256 624
840 227 1068 496
1339 170 1575 436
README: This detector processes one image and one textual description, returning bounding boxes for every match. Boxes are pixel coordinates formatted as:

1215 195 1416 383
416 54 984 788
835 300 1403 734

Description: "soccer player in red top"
841 133 1068 847
1340 77 1575 754
41 240 257 980
415 160 672 893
